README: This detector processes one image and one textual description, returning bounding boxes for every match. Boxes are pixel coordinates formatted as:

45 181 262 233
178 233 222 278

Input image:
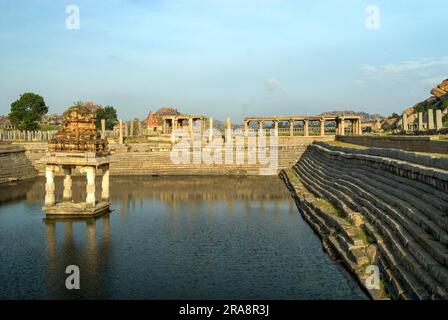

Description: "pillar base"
43 201 110 217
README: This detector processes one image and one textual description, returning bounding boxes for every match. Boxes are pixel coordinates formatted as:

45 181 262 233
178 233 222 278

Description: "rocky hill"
380 79 448 131
413 79 448 113
318 111 385 122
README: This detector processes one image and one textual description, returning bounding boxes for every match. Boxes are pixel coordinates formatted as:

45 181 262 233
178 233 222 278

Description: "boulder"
430 79 448 99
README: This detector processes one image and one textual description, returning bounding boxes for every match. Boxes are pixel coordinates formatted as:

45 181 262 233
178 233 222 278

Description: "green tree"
413 102 426 113
96 105 118 130
9 92 48 130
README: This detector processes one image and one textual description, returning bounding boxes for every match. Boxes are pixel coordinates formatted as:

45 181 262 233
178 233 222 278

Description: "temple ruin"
41 105 111 216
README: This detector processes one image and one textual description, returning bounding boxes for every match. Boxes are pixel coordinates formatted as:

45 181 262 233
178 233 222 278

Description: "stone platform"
43 201 111 217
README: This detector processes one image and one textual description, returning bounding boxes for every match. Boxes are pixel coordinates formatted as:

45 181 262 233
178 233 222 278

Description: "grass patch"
357 228 373 245
315 198 347 219
284 168 300 184
327 140 369 150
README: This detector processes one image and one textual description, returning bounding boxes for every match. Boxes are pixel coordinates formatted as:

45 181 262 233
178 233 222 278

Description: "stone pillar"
427 109 435 130
45 165 56 206
130 120 134 137
63 166 73 201
119 119 124 144
320 119 325 136
209 118 213 141
161 119 166 134
339 118 345 135
101 119 106 139
226 117 231 140
138 121 142 136
304 120 309 137
289 120 294 137
83 167 96 206
358 119 362 135
258 121 263 136
101 165 110 202
436 109 443 130
418 112 424 131
124 122 129 137
351 120 356 135
274 121 279 136
401 113 408 132
189 118 193 138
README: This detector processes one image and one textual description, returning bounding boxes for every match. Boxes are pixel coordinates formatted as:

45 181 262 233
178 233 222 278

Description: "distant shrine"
41 105 111 216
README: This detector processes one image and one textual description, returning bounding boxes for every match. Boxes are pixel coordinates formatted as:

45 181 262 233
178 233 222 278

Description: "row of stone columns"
243 119 357 136
405 109 444 132
166 116 362 143
0 130 57 141
116 119 145 144
44 164 110 207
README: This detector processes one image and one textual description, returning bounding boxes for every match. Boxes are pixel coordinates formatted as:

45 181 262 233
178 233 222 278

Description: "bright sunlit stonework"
41 105 111 216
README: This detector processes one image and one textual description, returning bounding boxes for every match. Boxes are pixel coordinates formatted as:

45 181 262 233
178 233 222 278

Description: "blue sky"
0 0 447 122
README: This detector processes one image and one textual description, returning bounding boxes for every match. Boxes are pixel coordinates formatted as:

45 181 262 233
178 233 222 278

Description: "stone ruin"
42 105 111 216
49 105 108 154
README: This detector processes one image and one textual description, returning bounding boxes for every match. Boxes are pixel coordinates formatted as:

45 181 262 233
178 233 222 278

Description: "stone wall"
0 146 38 184
337 135 448 154
15 137 333 176
289 141 448 299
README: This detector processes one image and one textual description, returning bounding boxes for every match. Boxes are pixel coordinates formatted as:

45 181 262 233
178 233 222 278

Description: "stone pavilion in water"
41 105 111 216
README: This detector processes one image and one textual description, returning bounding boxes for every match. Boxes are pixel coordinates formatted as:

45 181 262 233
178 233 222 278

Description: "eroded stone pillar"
274 121 279 136
101 165 110 202
209 118 213 141
189 118 193 138
418 112 424 131
119 119 123 144
82 167 96 206
124 122 129 138
101 119 106 139
339 118 345 135
63 166 73 201
258 121 264 136
320 119 325 136
244 121 249 137
351 120 356 135
427 109 435 130
226 117 232 141
304 120 309 137
289 120 294 137
436 109 443 130
130 120 134 137
45 165 56 206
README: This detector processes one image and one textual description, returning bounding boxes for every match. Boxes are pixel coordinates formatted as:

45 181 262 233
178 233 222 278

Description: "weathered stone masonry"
0 146 37 184
283 141 448 299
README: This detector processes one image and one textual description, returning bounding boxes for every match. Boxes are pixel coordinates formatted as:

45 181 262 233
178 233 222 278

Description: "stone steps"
293 145 448 299
298 153 448 283
294 160 432 299
312 148 448 226
279 170 378 298
308 150 448 248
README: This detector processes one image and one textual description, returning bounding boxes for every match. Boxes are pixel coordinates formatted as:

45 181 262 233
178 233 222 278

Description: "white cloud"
361 56 448 79
264 78 281 91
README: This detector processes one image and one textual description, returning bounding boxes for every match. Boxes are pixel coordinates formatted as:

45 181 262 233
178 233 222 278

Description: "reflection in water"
0 176 367 299
42 214 111 299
